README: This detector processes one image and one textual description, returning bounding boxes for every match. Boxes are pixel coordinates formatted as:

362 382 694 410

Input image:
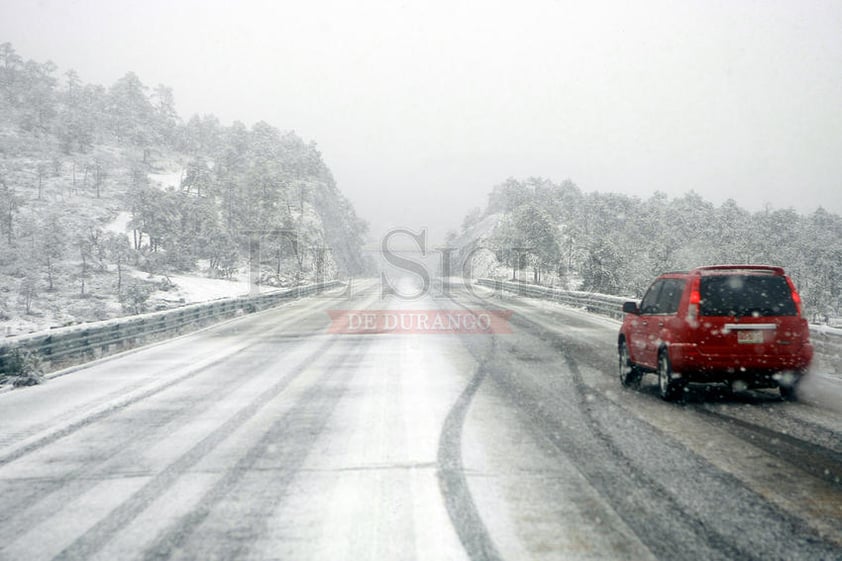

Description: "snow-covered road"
0 279 840 560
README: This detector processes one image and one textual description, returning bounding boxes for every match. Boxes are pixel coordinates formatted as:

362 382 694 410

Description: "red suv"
618 265 813 401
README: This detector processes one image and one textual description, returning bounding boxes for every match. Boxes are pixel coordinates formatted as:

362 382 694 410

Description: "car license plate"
738 330 763 344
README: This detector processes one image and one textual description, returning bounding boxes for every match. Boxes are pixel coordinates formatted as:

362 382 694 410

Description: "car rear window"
699 275 797 317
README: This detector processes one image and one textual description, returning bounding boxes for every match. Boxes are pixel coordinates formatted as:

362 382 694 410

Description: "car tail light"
687 277 701 325
785 276 804 318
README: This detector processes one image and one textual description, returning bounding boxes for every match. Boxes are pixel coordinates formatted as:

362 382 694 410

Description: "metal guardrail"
475 278 629 319
475 279 842 344
810 325 842 368
0 281 341 375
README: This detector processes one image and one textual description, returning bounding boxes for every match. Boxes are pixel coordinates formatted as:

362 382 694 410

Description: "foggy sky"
2 0 841 242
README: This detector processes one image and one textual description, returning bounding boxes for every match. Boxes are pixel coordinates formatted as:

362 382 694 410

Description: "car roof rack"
692 265 784 275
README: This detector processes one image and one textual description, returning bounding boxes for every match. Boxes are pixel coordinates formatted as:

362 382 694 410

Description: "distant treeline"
0 42 370 319
456 177 842 319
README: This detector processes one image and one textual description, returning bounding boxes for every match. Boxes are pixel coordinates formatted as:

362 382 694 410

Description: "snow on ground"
129 270 251 303
105 211 132 234
167 273 251 302
148 169 183 190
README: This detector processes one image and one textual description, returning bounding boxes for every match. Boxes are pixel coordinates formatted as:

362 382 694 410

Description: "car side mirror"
622 301 640 314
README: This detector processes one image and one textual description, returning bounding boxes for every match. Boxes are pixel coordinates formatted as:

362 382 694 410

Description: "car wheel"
618 340 642 388
657 349 684 401
779 370 803 401
779 384 797 401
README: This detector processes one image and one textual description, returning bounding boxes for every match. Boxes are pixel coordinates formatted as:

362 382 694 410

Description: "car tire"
779 370 803 401
657 349 684 401
779 384 797 401
618 339 642 388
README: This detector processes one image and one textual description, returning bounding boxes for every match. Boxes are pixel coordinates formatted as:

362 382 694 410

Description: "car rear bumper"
668 342 813 382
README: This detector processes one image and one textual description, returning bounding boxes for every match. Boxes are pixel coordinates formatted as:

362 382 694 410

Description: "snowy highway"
1 279 841 561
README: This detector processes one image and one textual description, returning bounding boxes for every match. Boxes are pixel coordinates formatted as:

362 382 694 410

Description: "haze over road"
1 279 840 560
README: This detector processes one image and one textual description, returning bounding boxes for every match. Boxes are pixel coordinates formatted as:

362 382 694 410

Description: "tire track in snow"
136 337 374 561
433 284 508 561
692 406 842 487
0 333 321 544
50 334 342 561
436 362 504 561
